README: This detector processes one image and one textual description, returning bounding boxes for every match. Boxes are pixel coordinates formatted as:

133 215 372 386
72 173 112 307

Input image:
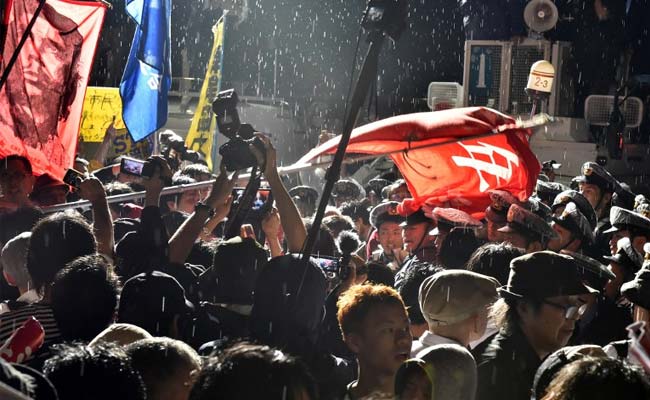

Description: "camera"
212 89 266 172
159 130 203 170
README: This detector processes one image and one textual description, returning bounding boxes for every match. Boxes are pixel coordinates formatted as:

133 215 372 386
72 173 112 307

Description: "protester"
190 342 317 400
127 337 202 400
395 344 477 400
43 342 146 400
0 155 35 213
473 251 597 400
395 262 441 339
412 270 498 356
337 284 411 399
466 242 526 286
50 255 120 341
540 357 650 400
0 232 37 314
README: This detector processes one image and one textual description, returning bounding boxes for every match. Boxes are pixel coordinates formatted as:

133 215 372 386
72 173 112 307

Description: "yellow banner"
80 87 127 142
185 14 226 170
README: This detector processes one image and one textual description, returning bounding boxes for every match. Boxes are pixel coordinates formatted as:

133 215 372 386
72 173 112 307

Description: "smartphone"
231 188 272 211
240 224 256 240
63 168 84 189
312 255 340 281
120 157 145 176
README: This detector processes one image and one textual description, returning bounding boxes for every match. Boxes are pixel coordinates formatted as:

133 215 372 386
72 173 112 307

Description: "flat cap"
551 190 598 230
365 178 391 196
369 201 404 228
288 186 319 202
552 202 595 244
485 189 521 223
428 207 482 236
419 270 499 326
332 179 365 201
574 162 620 193
498 204 558 242
604 206 650 235
500 251 598 300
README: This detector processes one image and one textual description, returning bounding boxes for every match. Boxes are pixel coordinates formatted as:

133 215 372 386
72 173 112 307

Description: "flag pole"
0 0 46 90
40 114 555 214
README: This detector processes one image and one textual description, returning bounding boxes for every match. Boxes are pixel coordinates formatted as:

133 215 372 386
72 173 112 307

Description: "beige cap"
419 270 499 327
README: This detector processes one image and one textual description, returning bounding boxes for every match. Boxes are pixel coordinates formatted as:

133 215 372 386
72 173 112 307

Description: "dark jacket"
472 325 542 400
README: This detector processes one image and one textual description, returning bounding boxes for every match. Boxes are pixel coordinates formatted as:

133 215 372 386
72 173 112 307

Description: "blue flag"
120 0 171 142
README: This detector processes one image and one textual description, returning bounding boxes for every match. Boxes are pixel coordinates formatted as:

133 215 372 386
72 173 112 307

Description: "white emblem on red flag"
451 141 520 192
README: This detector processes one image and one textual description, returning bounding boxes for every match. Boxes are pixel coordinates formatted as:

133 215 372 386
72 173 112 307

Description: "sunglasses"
543 300 588 319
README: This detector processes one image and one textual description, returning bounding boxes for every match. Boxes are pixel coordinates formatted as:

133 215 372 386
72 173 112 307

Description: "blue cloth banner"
119 0 171 142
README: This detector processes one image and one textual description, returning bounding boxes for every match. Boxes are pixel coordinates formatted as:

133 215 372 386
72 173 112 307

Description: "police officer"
331 179 365 208
604 206 650 256
575 162 621 260
536 180 568 207
561 250 625 347
497 204 559 253
547 202 595 253
369 201 407 268
604 237 644 303
289 186 319 218
428 207 483 254
395 208 437 287
551 190 598 232
541 160 562 182
604 251 650 359
485 190 521 243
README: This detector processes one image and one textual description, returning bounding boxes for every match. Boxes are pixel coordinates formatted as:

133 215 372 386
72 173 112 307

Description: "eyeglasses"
543 300 588 319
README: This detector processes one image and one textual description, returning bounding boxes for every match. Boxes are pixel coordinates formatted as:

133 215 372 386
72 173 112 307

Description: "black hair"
395 262 441 325
304 219 337 257
542 356 650 400
189 342 317 400
466 242 526 286
51 255 120 341
26 212 97 293
365 261 395 287
438 228 480 269
340 199 371 226
126 337 201 400
161 175 197 214
180 163 211 180
322 214 355 239
43 342 146 400
0 155 32 174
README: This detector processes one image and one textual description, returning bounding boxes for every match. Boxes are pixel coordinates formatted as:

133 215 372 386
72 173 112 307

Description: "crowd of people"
0 136 650 400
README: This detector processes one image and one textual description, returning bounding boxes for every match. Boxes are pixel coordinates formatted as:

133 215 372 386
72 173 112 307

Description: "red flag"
298 107 541 217
0 0 106 179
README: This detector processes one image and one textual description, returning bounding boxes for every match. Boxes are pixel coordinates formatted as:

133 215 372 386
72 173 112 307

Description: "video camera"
212 89 266 172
